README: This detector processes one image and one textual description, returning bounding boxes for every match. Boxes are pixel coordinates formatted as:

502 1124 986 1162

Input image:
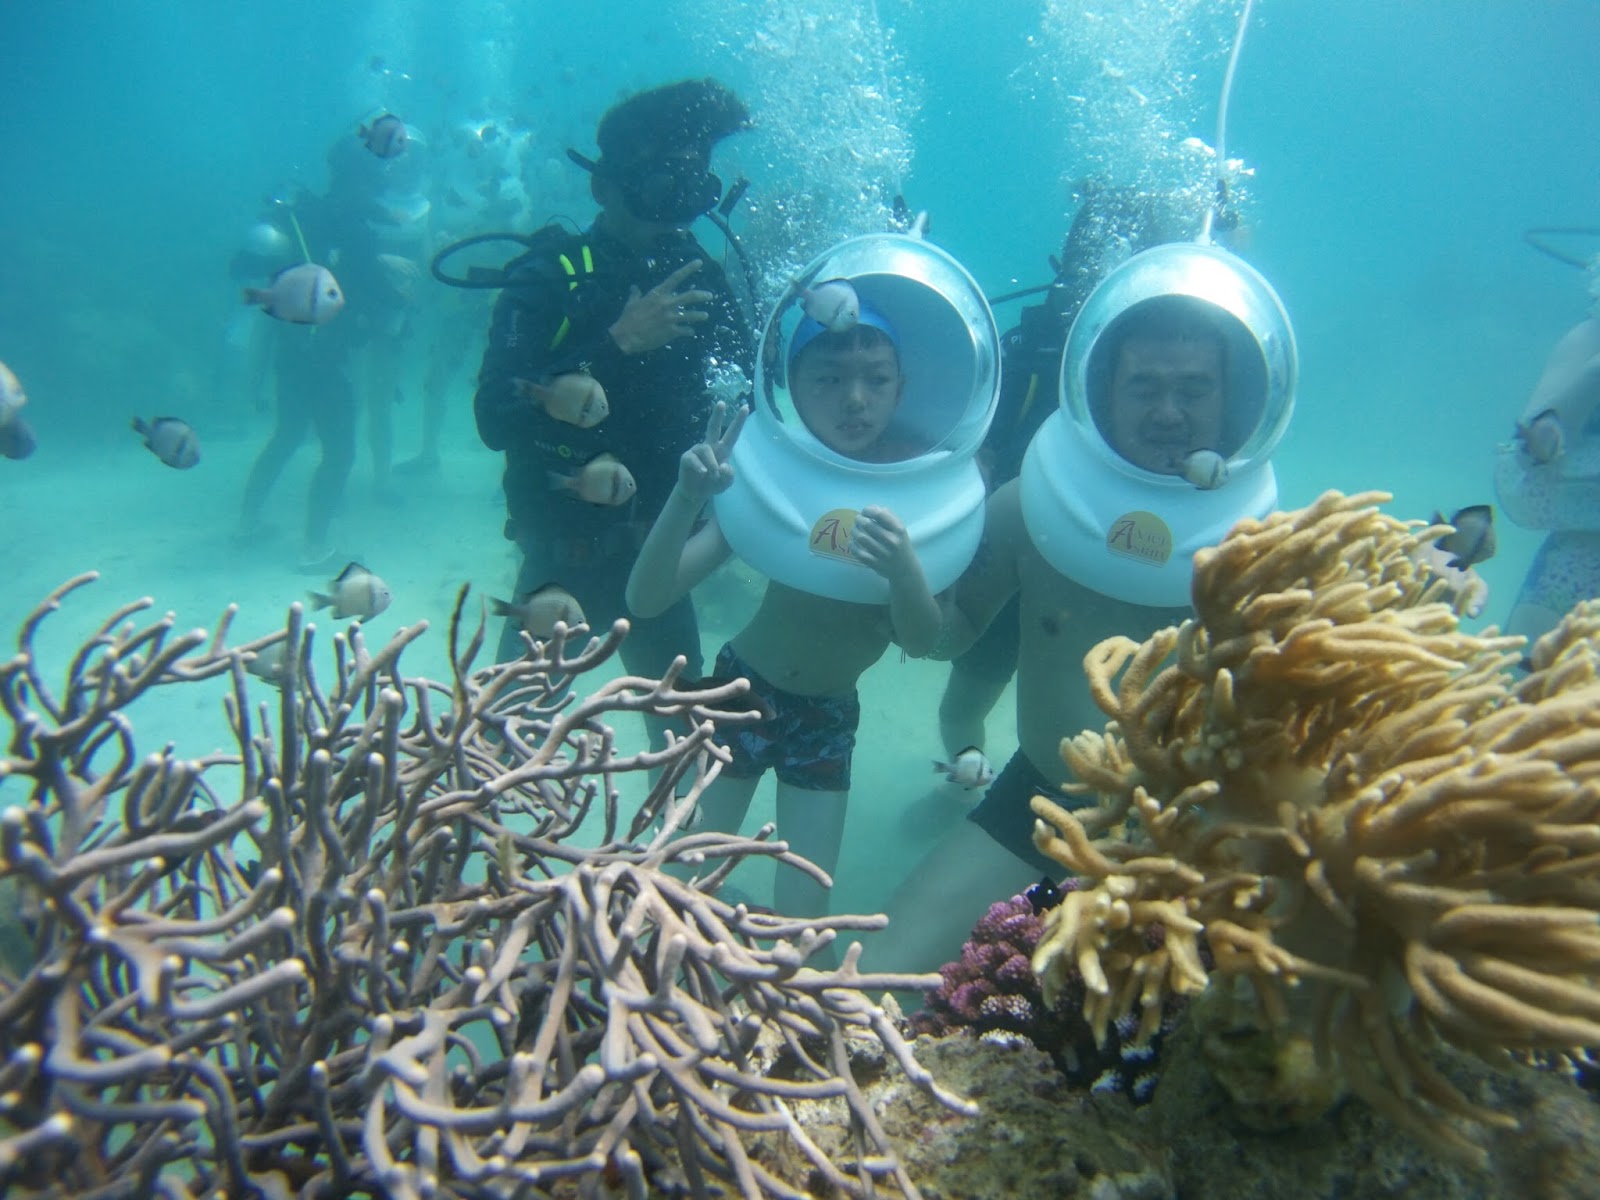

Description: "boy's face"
1107 336 1225 474
790 341 903 458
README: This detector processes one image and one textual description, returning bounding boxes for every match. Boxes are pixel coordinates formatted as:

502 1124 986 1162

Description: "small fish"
244 642 292 689
244 263 345 325
801 278 860 332
491 583 586 640
132 416 200 469
1181 448 1229 490
309 561 392 621
1517 408 1565 465
1432 504 1497 570
548 452 636 506
0 360 36 461
932 746 995 790
1025 875 1070 915
494 830 517 882
360 113 409 160
513 374 609 428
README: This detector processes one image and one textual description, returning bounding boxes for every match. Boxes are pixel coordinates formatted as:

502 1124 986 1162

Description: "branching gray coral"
0 573 968 1198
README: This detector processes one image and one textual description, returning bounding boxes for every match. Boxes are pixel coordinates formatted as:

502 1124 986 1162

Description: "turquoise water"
3 0 1599 927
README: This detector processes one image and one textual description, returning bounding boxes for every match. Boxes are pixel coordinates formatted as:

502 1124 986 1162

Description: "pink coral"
911 889 1185 1102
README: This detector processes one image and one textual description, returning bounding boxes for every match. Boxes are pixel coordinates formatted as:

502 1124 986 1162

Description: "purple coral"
910 887 1186 1102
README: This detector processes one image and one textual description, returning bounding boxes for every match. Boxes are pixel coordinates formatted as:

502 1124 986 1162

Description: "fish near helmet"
569 78 750 224
787 299 901 373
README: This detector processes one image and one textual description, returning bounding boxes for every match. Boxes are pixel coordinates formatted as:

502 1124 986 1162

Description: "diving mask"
617 155 722 224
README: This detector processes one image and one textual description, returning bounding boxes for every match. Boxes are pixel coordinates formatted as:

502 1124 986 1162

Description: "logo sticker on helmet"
1106 511 1173 566
808 508 863 563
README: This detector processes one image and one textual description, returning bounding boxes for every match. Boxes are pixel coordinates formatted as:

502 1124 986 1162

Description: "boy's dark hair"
595 78 749 180
790 323 900 372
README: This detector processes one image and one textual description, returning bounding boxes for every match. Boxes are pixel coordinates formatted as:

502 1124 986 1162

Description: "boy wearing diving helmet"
473 78 754 702
626 307 944 921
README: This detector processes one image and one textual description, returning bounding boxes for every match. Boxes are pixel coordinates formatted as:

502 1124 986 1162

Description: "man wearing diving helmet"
872 290 1265 978
473 78 754 696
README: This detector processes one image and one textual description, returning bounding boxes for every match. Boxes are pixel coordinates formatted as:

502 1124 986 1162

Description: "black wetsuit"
474 220 753 678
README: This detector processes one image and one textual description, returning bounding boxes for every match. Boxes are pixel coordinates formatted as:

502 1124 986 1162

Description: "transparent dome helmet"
753 233 999 471
1061 241 1295 485
716 232 1000 602
1018 242 1297 607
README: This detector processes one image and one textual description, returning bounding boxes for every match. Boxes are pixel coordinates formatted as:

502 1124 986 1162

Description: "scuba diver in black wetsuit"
472 78 755 698
938 183 1207 763
234 131 420 572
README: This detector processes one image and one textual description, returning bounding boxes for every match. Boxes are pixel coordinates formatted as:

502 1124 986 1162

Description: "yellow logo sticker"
1105 510 1173 566
808 508 861 562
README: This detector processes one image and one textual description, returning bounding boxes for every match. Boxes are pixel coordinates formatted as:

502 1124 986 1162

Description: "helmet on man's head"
569 78 750 224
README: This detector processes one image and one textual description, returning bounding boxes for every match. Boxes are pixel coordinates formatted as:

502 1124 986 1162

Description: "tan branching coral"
1028 490 1600 1160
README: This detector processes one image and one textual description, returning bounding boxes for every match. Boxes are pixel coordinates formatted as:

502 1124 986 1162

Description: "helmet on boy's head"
571 78 750 224
717 232 1000 605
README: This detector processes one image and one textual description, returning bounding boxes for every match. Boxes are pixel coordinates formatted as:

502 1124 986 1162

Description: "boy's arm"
934 480 1025 661
626 492 732 618
850 506 944 657
625 403 747 618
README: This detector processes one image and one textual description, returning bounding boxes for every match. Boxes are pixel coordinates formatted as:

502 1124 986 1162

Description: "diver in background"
234 130 419 571
473 78 755 697
937 184 1204 765
1495 257 1600 648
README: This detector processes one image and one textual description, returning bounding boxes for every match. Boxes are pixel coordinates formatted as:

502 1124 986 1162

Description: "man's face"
1107 336 1225 474
791 341 903 458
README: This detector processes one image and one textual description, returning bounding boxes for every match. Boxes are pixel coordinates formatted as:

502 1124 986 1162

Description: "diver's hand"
850 506 920 583
1413 540 1490 619
677 400 748 503
610 260 714 354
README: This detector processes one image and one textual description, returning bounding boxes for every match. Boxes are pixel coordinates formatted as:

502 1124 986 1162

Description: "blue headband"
788 299 901 368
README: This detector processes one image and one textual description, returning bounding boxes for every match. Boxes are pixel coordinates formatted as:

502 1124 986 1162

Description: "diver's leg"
663 772 764 891
303 359 358 564
867 817 1038 990
365 348 400 500
237 373 311 540
690 773 763 839
936 593 1020 756
496 541 555 664
868 749 1061 987
772 780 847 921
400 308 465 474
